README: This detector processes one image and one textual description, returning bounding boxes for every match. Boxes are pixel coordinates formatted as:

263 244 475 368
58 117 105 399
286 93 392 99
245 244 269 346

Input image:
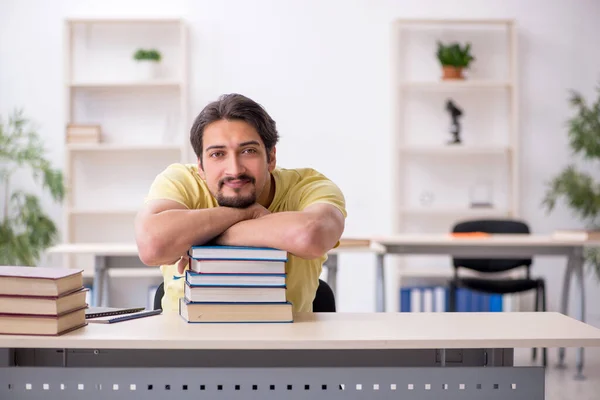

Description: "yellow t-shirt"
144 163 347 313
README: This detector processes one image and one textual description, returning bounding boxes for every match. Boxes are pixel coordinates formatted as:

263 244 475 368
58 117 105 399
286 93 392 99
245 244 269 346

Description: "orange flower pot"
442 66 464 80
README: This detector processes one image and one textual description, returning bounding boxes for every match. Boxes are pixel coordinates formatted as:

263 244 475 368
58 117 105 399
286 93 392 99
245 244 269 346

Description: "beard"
216 174 257 208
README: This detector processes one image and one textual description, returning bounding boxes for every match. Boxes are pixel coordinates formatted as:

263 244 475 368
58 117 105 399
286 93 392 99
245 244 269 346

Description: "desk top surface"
2 312 600 350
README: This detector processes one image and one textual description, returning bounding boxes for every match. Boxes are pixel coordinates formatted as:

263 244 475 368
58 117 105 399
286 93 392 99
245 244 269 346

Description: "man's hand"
176 256 190 274
245 203 271 219
216 204 271 246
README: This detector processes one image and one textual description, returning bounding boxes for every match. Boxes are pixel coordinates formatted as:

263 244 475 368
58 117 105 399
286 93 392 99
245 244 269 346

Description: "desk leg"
557 255 574 369
93 256 106 308
325 254 338 296
376 254 385 312
573 247 586 380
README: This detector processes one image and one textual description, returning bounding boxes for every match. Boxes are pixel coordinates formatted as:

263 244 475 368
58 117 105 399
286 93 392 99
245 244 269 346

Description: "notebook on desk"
85 306 145 319
87 309 162 324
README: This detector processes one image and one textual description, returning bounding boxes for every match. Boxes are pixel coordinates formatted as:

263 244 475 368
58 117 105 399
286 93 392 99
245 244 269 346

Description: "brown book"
0 287 87 316
0 306 87 336
0 266 84 297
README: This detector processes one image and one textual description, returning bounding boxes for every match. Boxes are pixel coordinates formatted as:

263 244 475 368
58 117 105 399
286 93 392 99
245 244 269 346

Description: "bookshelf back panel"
72 214 137 243
402 159 509 210
400 90 510 147
70 22 183 83
72 87 183 145
70 151 181 210
398 24 510 82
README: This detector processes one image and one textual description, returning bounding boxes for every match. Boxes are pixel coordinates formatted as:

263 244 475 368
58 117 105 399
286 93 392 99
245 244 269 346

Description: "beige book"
0 266 84 297
0 287 87 315
0 306 87 336
179 298 293 323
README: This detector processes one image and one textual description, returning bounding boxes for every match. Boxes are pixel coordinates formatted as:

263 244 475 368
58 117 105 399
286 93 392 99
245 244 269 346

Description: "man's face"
198 119 276 208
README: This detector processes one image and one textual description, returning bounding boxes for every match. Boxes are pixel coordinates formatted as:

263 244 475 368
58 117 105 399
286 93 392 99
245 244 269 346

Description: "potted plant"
543 83 600 280
0 110 65 266
133 48 162 80
436 41 475 80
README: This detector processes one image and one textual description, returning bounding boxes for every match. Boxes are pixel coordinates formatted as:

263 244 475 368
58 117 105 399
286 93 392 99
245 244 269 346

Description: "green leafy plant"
543 83 600 280
0 110 65 266
133 48 162 62
436 41 475 68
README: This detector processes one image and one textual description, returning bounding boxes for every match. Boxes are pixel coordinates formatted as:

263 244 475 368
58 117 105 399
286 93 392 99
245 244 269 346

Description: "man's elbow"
135 222 168 266
293 220 338 259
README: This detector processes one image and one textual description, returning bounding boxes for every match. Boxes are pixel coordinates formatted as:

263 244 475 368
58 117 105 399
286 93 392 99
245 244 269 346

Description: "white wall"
2 0 600 320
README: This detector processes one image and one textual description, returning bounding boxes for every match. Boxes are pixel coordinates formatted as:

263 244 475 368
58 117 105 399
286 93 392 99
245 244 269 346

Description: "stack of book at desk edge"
0 266 88 336
179 245 293 323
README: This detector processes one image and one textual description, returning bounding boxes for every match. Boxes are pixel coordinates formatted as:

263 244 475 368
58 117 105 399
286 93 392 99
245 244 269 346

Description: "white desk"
372 233 600 379
46 238 375 309
2 312 600 399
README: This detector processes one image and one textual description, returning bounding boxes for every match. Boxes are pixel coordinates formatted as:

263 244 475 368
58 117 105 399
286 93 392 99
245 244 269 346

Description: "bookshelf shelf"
69 208 138 216
399 207 509 217
67 143 182 152
401 80 511 90
68 81 182 89
399 145 510 156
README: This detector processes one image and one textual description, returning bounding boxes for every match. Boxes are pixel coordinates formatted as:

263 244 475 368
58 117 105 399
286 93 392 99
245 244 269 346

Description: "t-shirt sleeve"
144 164 201 209
291 171 347 219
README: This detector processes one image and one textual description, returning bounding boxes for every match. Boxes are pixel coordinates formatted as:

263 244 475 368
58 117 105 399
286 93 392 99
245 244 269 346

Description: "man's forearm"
137 207 249 266
215 211 333 259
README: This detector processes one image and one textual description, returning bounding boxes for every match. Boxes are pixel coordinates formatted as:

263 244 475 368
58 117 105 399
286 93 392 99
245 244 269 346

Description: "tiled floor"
514 346 600 400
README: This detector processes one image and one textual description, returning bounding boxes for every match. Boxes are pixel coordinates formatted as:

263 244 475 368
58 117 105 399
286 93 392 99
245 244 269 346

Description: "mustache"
219 174 256 188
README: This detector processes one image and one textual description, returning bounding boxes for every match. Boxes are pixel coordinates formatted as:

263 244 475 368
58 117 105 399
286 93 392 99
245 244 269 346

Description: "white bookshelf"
62 17 188 292
390 18 520 311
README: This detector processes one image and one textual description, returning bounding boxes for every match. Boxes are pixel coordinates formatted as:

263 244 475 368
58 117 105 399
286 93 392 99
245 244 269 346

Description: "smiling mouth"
224 179 251 189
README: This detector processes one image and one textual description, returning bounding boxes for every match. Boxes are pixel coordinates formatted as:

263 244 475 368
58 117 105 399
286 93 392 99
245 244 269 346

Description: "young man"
134 93 347 313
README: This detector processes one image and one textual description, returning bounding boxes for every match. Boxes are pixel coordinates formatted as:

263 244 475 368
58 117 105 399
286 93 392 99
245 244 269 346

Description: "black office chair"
154 278 336 312
449 219 547 367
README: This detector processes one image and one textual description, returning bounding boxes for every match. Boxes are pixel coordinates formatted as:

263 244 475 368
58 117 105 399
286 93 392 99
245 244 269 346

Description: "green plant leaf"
0 109 65 266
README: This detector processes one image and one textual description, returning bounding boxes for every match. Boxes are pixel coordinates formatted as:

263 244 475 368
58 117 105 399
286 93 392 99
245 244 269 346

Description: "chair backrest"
153 282 165 310
153 278 336 312
313 279 336 312
452 219 532 274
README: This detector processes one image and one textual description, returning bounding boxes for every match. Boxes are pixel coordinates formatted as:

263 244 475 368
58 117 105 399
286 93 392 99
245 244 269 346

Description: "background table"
372 233 600 379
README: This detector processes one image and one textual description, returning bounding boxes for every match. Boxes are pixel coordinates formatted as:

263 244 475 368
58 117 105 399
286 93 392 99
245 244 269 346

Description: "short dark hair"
190 93 279 163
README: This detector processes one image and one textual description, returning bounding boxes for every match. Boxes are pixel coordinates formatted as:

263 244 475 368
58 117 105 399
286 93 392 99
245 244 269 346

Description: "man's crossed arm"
215 203 345 260
135 200 345 272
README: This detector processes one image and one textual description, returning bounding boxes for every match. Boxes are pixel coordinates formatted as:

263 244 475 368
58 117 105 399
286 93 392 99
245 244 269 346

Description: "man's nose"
225 154 246 176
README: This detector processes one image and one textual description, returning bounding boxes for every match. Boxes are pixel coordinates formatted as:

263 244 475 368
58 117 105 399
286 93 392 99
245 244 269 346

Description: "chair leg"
541 281 547 367
532 285 539 362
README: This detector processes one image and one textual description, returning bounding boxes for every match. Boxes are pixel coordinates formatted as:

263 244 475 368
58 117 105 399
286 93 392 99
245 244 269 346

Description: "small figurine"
445 99 463 144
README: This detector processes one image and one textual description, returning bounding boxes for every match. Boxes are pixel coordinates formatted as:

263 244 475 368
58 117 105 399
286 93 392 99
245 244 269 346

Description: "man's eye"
243 148 257 154
210 152 223 158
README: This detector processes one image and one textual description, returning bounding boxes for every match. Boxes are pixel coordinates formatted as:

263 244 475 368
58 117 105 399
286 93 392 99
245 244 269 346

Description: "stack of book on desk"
179 245 293 323
0 266 88 335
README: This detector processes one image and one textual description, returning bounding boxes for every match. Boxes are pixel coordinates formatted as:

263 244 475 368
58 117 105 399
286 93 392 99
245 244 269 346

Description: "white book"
434 287 446 312
410 288 422 312
189 245 287 261
191 259 286 274
186 271 286 287
422 288 433 312
184 283 286 303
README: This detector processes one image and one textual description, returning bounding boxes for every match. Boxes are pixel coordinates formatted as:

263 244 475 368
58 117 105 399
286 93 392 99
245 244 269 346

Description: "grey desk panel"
0 365 543 400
